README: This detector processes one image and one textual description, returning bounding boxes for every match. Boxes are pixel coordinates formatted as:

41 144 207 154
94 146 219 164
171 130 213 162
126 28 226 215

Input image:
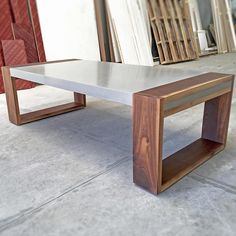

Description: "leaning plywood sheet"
36 0 101 61
0 0 14 40
0 53 4 93
147 0 198 64
28 0 46 62
106 0 153 66
9 0 31 25
211 0 228 53
12 23 39 63
106 6 122 63
220 0 236 52
1 40 35 90
211 0 236 53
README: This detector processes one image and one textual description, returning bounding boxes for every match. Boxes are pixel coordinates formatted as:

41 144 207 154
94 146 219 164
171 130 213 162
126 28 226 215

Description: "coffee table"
2 59 234 194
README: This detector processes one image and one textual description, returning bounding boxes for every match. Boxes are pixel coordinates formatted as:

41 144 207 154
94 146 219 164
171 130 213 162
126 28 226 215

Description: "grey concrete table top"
10 60 204 105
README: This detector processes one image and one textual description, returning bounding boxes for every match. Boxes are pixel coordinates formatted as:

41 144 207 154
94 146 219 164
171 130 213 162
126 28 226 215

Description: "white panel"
36 0 101 61
106 0 153 66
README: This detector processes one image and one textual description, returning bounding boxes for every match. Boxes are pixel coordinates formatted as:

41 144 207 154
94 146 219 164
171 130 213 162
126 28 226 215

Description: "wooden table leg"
133 73 234 194
2 66 86 125
133 94 164 194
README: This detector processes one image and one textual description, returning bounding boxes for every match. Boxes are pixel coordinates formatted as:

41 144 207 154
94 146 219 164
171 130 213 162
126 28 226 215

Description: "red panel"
0 52 4 93
12 23 39 63
9 0 31 25
1 40 35 90
28 0 46 62
0 0 14 40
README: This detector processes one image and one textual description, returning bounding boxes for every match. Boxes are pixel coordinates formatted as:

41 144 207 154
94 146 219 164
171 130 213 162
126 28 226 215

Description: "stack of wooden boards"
96 0 201 65
146 0 198 64
0 0 45 93
211 0 236 53
103 0 199 65
105 0 153 66
188 0 236 55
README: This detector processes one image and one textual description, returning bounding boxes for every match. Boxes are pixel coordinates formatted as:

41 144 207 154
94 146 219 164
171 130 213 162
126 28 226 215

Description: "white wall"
36 0 101 61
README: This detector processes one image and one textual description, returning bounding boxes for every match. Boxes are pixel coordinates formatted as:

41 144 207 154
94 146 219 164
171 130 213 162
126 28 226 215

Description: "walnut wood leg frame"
133 73 234 194
2 66 86 125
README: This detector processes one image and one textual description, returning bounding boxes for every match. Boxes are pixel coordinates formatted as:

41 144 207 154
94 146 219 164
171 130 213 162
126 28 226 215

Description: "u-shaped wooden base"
133 72 234 194
2 66 86 126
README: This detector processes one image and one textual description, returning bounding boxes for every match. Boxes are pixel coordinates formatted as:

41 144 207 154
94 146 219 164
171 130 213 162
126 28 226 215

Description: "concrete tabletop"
10 60 204 105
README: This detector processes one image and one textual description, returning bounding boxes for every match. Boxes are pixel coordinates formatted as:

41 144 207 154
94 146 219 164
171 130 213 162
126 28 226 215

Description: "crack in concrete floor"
0 156 130 233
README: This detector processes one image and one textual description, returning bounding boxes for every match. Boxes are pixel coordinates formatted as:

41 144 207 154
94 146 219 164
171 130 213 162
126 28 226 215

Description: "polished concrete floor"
0 53 236 236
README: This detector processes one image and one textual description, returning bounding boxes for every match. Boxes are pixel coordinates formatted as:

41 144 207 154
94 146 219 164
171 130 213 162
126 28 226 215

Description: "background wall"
36 0 101 61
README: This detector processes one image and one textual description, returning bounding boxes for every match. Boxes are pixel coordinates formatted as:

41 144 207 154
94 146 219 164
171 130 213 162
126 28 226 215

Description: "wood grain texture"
0 0 14 40
12 23 39 63
133 72 234 194
0 53 5 93
27 0 46 62
133 93 164 194
2 61 86 125
202 90 234 144
74 93 86 106
139 73 232 99
162 138 224 191
1 66 21 124
20 102 85 125
1 39 35 90
147 0 198 64
9 0 31 25
2 40 27 65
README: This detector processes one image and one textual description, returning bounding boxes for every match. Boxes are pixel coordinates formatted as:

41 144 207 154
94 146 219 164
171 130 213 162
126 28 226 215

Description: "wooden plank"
94 0 111 61
202 91 234 144
133 93 164 194
106 1 121 63
173 0 192 58
106 0 153 66
12 23 39 63
20 102 85 124
1 40 35 90
159 0 178 61
166 0 186 59
147 0 198 64
9 0 31 25
133 72 234 194
162 139 224 191
138 72 233 99
148 0 170 62
182 1 199 58
2 40 28 65
0 53 5 93
0 0 14 40
211 0 228 53
27 0 46 62
2 61 86 125
219 0 236 52
1 67 21 124
126 0 154 65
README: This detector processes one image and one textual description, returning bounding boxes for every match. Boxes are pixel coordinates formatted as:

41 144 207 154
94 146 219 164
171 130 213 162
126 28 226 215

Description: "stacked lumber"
106 0 153 66
188 0 236 55
146 0 198 64
211 0 236 53
0 0 45 94
188 0 216 55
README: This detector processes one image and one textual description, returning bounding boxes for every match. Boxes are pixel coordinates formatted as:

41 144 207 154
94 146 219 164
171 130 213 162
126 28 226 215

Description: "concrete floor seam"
0 156 130 233
190 173 236 195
